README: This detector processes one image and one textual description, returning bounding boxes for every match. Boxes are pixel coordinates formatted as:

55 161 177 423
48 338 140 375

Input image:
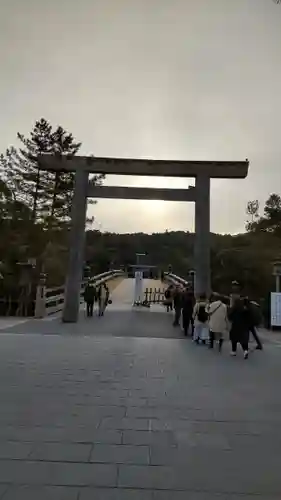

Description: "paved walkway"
0 279 177 339
0 279 281 498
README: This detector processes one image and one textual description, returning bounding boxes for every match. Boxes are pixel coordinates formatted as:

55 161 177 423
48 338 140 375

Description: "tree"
0 179 12 219
0 177 36 272
0 119 106 283
263 194 281 233
0 118 104 230
17 118 82 227
0 178 31 225
246 194 281 236
246 200 259 231
1 121 54 222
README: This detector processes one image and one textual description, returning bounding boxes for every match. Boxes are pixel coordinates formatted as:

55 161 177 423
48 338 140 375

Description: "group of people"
164 282 263 359
84 282 110 317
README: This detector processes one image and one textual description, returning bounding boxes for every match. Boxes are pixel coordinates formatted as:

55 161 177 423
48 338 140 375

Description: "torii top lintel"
38 155 249 179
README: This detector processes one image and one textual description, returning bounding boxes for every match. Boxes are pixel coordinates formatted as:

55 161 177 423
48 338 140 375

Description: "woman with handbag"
208 294 229 352
97 283 109 316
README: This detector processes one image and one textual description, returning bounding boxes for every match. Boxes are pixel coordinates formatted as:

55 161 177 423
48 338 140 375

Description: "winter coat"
182 293 195 316
97 285 108 302
193 301 208 325
228 299 251 342
173 290 182 310
84 285 96 303
207 300 229 338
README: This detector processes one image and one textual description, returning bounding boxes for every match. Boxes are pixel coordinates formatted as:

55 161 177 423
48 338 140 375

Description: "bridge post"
34 274 47 319
62 169 89 323
194 173 211 297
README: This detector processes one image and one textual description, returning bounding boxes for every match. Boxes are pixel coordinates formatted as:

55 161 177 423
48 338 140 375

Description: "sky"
0 0 281 234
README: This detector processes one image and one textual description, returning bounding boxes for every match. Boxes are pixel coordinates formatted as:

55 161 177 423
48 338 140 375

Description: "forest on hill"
1 118 280 301
85 228 279 299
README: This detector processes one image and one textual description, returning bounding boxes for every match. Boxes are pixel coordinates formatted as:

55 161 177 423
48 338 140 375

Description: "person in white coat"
97 283 109 316
207 294 229 352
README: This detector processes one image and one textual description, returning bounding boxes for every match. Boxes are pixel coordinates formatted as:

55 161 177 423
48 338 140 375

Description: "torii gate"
38 155 249 322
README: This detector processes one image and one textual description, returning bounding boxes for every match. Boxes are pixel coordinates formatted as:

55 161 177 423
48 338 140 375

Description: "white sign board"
134 271 144 304
271 292 281 327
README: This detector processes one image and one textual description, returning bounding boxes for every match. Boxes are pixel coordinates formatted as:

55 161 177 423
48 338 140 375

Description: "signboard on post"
271 292 281 327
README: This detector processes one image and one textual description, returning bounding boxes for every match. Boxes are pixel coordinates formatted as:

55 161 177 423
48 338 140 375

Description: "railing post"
34 275 47 318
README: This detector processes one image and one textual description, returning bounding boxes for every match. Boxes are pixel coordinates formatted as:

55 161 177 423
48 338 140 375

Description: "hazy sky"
1 0 281 234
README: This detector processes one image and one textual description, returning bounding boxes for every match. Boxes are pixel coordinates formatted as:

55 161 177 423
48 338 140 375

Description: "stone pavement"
0 306 183 339
0 277 281 498
0 331 280 499
0 278 179 339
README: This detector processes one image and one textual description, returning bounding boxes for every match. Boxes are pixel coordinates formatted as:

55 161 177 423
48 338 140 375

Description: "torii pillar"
194 173 210 296
38 155 249 322
63 169 89 322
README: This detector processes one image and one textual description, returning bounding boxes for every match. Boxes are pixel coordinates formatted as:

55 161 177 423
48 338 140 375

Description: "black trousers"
86 301 94 317
209 331 224 350
231 339 249 352
182 313 194 336
173 307 181 326
166 303 173 312
250 326 262 348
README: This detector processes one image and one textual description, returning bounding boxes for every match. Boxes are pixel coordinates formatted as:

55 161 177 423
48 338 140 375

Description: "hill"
85 229 278 299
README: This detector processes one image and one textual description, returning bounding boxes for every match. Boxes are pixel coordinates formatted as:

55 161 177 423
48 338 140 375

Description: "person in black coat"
84 283 96 317
173 286 183 327
244 298 263 350
164 285 173 312
228 297 251 359
181 288 195 336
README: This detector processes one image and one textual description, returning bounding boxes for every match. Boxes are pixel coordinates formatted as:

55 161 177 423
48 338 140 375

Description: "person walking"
228 297 251 359
84 282 96 317
245 298 263 350
97 283 109 317
164 285 174 312
173 286 183 327
230 280 241 307
193 294 209 344
182 288 195 337
207 294 229 352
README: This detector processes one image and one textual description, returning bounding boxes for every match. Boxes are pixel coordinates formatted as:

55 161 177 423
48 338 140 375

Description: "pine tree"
0 118 104 230
16 118 82 227
0 118 105 279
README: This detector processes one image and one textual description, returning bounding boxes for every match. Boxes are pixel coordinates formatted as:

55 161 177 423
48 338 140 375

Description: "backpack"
197 304 208 323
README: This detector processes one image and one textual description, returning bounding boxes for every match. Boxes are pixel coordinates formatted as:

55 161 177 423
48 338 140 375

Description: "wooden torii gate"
38 155 249 322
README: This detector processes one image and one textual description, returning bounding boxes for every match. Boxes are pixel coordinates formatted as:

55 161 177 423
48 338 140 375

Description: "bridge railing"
144 287 165 304
164 272 189 287
35 270 124 318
